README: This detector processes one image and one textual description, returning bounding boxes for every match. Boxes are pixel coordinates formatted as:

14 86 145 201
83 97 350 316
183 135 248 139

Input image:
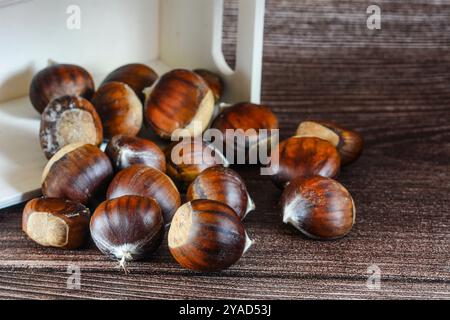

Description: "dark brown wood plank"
0 0 449 299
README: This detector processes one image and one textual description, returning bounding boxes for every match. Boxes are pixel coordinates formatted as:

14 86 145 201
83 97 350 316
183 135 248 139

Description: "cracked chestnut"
107 165 181 226
296 120 363 166
42 143 114 205
186 166 254 220
281 176 355 240
30 64 95 114
90 195 164 272
269 136 340 189
22 198 90 249
168 199 252 272
40 95 103 159
145 69 215 139
105 135 166 172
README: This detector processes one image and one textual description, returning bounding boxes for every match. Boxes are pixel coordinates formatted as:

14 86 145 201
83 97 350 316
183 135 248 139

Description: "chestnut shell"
165 139 229 189
168 199 249 272
22 198 90 250
296 120 364 166
107 165 181 225
186 166 254 219
269 136 341 189
193 69 224 102
281 176 355 240
42 144 114 205
40 95 103 159
90 195 164 262
30 64 95 114
145 69 214 139
102 63 158 103
91 82 143 139
105 135 166 172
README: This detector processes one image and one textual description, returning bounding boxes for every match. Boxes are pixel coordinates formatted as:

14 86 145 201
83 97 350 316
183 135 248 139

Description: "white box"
0 0 266 208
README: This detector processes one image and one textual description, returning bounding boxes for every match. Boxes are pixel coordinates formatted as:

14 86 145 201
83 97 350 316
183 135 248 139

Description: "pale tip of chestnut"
244 231 253 254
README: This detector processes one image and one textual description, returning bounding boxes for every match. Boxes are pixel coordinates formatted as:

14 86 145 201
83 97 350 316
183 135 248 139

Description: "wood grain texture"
0 0 450 299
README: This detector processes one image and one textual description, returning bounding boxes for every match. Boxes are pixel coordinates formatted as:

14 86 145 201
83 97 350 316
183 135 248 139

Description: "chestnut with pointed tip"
168 199 252 272
145 69 215 139
107 165 181 225
165 139 229 189
186 166 254 220
102 63 158 103
30 64 95 114
22 198 90 249
193 69 224 102
269 136 340 189
42 143 114 205
90 195 164 272
211 102 279 155
296 120 363 166
40 95 103 159
281 176 355 240
105 135 166 172
92 82 143 139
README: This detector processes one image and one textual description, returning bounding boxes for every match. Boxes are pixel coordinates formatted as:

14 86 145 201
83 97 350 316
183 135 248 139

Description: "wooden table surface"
1 0 449 299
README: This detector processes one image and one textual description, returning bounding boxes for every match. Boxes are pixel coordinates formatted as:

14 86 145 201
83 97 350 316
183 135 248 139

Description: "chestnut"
105 135 166 172
168 199 252 272
42 143 114 205
211 102 279 155
186 166 254 219
269 137 340 189
281 176 355 240
22 198 90 249
40 95 103 159
91 82 143 139
102 63 158 103
193 69 224 102
29 64 95 114
90 195 164 272
165 139 229 189
145 69 215 139
296 120 364 166
107 165 181 225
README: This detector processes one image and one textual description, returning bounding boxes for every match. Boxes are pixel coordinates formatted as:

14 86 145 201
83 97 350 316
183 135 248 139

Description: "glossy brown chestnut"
22 198 90 249
186 166 254 220
296 120 363 166
42 143 114 205
29 64 95 114
269 137 341 189
105 135 166 172
39 95 103 159
102 63 158 103
193 69 224 102
91 81 143 139
90 195 164 272
168 199 252 272
145 69 215 139
165 139 229 189
107 165 181 225
211 102 279 155
281 176 355 240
